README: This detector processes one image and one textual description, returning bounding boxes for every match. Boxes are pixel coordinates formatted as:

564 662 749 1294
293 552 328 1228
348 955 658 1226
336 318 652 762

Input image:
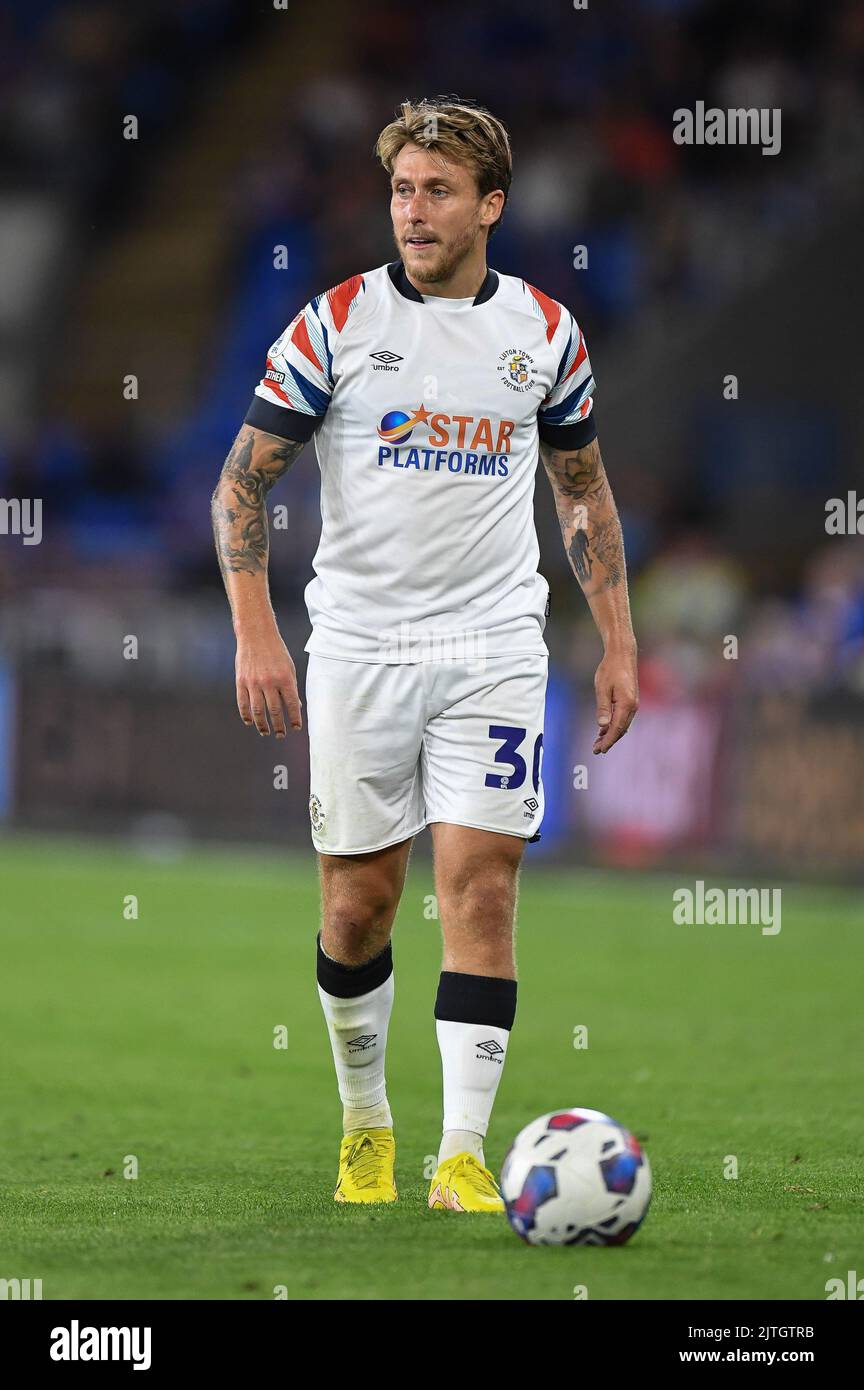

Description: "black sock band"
316 932 393 999
434 971 517 1031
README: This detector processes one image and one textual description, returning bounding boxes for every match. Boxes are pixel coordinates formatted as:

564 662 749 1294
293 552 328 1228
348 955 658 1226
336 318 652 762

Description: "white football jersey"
246 261 597 662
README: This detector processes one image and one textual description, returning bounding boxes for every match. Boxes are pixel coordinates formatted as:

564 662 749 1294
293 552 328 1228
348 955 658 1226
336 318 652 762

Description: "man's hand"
593 644 639 754
235 630 302 737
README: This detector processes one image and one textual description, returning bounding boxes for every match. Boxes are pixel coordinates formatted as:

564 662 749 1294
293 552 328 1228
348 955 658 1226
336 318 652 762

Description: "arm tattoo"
541 438 625 598
211 427 304 578
569 528 591 582
543 436 609 506
588 516 624 590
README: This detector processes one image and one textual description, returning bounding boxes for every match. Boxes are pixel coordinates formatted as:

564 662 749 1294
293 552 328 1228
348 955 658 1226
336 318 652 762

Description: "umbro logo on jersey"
476 1039 505 1063
370 350 403 371
347 1034 378 1052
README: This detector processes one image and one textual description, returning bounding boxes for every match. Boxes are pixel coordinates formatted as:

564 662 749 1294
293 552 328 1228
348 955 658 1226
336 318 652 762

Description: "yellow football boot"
427 1152 504 1213
333 1127 397 1204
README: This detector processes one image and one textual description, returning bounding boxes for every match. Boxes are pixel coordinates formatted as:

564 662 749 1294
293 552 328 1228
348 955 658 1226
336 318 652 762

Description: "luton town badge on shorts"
309 794 325 833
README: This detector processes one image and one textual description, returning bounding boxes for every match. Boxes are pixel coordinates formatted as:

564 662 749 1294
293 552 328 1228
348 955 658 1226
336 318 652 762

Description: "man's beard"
398 222 480 285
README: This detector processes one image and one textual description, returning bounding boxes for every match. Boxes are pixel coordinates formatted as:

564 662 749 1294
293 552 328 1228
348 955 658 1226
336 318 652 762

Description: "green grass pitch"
1 836 861 1301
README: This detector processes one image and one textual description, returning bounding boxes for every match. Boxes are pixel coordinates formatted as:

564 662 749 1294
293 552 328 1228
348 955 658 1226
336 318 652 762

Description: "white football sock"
438 1128 485 1165
318 974 394 1134
435 1018 511 1166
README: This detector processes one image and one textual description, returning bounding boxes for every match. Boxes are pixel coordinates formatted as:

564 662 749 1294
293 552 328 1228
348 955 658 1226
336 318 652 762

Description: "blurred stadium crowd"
1 0 862 868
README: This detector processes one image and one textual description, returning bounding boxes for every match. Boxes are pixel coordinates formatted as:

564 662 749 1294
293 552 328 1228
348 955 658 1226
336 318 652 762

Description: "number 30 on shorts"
485 725 543 792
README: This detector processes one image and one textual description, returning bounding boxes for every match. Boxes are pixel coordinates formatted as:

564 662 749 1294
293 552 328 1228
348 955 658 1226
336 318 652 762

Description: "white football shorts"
305 653 548 854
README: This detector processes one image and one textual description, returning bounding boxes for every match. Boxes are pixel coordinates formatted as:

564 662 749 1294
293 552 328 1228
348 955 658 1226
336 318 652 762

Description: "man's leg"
305 653 426 1200
317 837 413 1132
428 823 524 1207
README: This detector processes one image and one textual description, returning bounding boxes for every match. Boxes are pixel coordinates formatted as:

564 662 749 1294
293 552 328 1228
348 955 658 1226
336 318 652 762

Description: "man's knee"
319 858 403 963
439 859 520 932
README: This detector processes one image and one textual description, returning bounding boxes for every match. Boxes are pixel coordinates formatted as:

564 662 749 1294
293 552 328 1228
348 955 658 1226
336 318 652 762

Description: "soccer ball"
500 1107 652 1246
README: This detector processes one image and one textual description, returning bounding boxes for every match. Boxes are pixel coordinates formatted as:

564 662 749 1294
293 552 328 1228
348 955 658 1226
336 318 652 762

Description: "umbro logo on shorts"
523 797 539 813
347 1034 378 1052
476 1039 505 1063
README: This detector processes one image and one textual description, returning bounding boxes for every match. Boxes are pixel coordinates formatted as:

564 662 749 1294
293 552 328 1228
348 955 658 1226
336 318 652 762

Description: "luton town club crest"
497 348 537 392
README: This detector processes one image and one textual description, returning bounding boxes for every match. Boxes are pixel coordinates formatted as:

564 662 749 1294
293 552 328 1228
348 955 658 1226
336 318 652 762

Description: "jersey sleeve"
537 304 597 451
244 274 364 441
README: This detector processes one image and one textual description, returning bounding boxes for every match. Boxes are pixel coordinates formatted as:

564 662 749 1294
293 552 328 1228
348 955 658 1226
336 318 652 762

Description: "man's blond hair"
374 97 512 238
